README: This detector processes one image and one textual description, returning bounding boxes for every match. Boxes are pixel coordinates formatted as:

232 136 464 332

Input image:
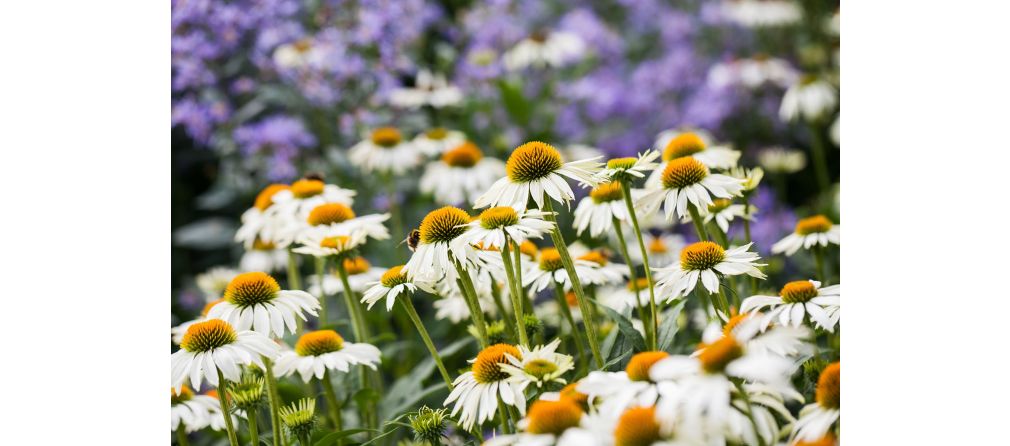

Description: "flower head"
654 242 765 301
208 272 320 337
280 398 317 439
475 141 602 210
772 215 840 256
171 319 280 392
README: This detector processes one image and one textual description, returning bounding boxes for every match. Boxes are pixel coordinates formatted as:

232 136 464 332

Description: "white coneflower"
171 319 280 392
413 128 468 157
654 241 765 301
790 363 840 443
707 55 798 89
576 351 672 416
419 142 507 205
500 339 574 391
462 206 554 250
268 178 356 242
274 330 381 382
504 30 585 71
195 267 239 301
757 147 806 174
389 70 463 109
721 0 802 28
299 202 390 243
402 206 477 282
780 76 838 122
621 232 686 268
692 198 752 234
361 265 431 311
523 248 612 293
741 280 840 332
444 344 529 430
597 151 661 183
348 127 423 175
206 272 320 338
483 398 586 446
572 182 632 238
474 141 602 210
239 239 288 273
235 184 293 250
771 215 840 256
639 157 745 223
171 299 225 345
647 132 740 187
308 257 384 297
171 385 220 433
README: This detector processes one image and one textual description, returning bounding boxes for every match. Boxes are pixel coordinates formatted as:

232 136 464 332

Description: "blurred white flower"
780 77 838 122
389 70 463 109
504 31 585 71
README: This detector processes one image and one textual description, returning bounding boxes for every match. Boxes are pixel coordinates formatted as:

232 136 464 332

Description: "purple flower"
233 115 316 181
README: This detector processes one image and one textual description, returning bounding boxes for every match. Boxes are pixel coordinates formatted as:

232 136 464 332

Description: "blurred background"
172 0 839 322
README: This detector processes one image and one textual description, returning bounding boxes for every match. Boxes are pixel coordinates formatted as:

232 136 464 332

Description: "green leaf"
359 413 410 446
496 79 531 126
657 299 687 352
379 337 472 420
314 429 377 446
354 388 380 408
595 301 646 353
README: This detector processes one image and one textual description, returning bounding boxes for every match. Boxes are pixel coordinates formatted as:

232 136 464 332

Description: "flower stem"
215 370 240 446
687 204 708 242
541 196 603 368
334 260 379 433
320 370 344 444
619 184 659 351
262 357 286 446
176 424 189 446
808 122 831 192
385 173 406 263
399 295 455 390
287 248 303 334
315 257 328 327
813 245 827 284
512 239 533 315
734 380 768 446
741 195 757 296
551 278 588 369
497 399 514 434
454 260 489 347
247 407 259 446
611 219 650 349
500 237 529 346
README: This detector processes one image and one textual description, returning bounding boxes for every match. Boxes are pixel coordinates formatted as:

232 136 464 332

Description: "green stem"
687 204 709 242
287 249 303 334
489 282 516 341
321 371 344 443
315 257 328 327
247 408 259 446
399 296 455 390
734 380 768 446
215 370 240 446
808 122 831 192
176 423 190 446
612 219 650 349
454 260 489 347
385 174 406 263
619 184 659 351
334 260 378 434
497 399 513 434
551 278 588 368
814 245 827 284
540 196 603 368
262 357 285 446
500 238 529 346
513 240 533 315
741 195 758 296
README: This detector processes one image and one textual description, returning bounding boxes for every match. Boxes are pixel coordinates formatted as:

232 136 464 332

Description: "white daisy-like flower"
413 128 468 157
461 206 554 250
402 206 479 282
649 318 807 442
688 198 752 234
195 267 239 301
444 344 529 430
741 280 840 332
388 69 463 109
621 232 686 268
830 115 840 146
654 241 766 301
171 385 220 432
483 398 587 446
757 147 807 174
419 142 507 205
433 294 474 323
771 215 840 256
171 299 225 345
598 151 661 184
292 231 366 258
639 157 745 222
267 178 357 246
308 257 384 297
204 390 241 432
562 144 604 162
272 38 319 69
726 166 764 193
504 30 585 71
474 141 602 210
572 249 629 286
295 202 390 245
501 339 574 391
171 319 280 393
647 132 740 189
361 265 436 311
780 76 838 122
721 0 802 28
235 184 293 249
348 127 423 175
791 362 840 443
577 351 673 416
239 240 288 273
206 272 320 338
598 279 655 312
707 56 798 89
523 247 613 293
572 182 632 237
273 329 381 383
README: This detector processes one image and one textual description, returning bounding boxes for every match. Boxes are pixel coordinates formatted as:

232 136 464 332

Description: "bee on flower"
654 241 766 301
741 280 841 332
206 272 320 337
419 141 507 205
444 344 529 430
348 127 423 175
772 215 840 256
273 329 381 382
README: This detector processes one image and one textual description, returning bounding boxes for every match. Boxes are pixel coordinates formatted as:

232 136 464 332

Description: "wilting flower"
639 157 745 221
474 141 602 210
444 344 529 430
780 76 838 122
206 272 320 337
412 128 468 157
597 151 661 183
348 127 423 175
501 339 574 390
274 330 381 382
389 69 463 109
171 319 280 392
791 362 840 443
361 265 434 311
654 242 766 301
741 280 841 332
504 30 585 71
771 215 840 256
462 206 554 250
419 142 506 205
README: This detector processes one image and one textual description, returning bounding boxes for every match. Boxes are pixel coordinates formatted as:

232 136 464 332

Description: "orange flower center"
520 240 539 259
698 336 744 374
816 362 840 409
614 407 661 446
380 265 409 288
559 382 589 410
525 399 583 436
425 127 448 140
780 280 819 303
626 351 670 382
254 184 290 210
442 142 483 167
180 319 238 353
371 127 402 147
172 386 194 405
419 206 470 244
320 235 353 250
472 344 521 383
253 238 277 251
307 203 356 226
679 241 725 271
577 251 608 266
648 237 668 254
660 157 709 189
295 330 345 356
539 248 564 271
479 206 520 229
796 215 833 235
224 272 281 307
627 278 652 292
507 141 563 182
291 179 325 199
590 182 623 203
343 257 371 275
663 132 706 161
